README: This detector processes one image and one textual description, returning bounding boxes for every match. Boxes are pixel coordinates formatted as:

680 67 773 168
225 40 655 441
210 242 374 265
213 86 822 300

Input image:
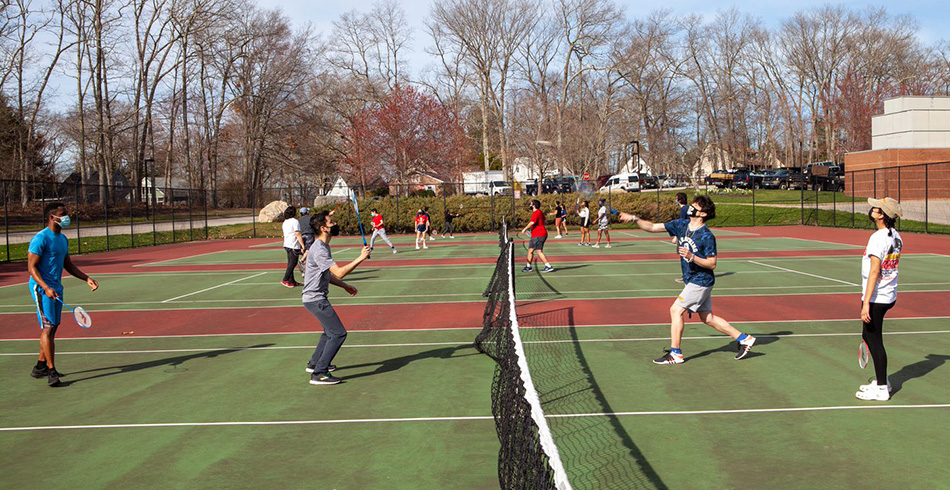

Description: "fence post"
75 181 81 255
800 176 804 225
151 179 156 246
897 166 901 231
129 185 135 248
851 171 855 228
490 191 495 232
814 174 819 226
188 188 194 242
832 184 836 228
751 181 755 226
873 168 877 198
3 181 9 262
395 190 400 234
171 188 176 242
204 189 209 240
251 188 256 238
925 164 929 234
104 184 110 251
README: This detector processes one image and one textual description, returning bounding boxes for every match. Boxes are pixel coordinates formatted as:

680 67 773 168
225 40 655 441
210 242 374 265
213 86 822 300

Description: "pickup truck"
706 169 753 189
809 165 845 191
760 167 806 190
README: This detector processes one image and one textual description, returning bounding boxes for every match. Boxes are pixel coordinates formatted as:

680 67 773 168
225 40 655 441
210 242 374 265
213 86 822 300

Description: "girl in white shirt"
856 197 903 401
577 201 591 246
281 206 306 287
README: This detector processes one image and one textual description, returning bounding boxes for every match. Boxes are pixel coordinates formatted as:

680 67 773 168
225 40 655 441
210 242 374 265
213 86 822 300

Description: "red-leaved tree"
342 85 472 193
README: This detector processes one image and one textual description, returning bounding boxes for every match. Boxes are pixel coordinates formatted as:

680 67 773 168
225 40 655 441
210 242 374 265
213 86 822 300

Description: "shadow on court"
518 306 668 490
890 353 950 395
57 344 275 386
339 345 479 381
686 330 789 362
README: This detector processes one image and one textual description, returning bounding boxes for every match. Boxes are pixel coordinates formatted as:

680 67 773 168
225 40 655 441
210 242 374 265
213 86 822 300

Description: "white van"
599 173 640 193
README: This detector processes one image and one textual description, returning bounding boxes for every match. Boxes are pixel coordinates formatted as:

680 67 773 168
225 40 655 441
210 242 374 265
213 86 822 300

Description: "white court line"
2 329 947 356
748 260 860 287
161 272 268 303
135 250 223 267
0 341 473 356
3 404 949 432
1 314 948 342
548 404 950 419
783 236 857 248
3 287 950 312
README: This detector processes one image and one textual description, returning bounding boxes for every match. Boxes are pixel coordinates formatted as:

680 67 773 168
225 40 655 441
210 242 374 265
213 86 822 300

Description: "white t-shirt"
861 228 902 304
579 208 589 223
282 218 301 249
598 206 608 224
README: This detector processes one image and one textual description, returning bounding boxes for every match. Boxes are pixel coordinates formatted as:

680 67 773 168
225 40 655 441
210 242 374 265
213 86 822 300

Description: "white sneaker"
859 378 892 393
415 245 420 250
855 384 890 401
392 249 398 254
577 242 583 246
591 244 600 248
555 235 562 239
605 244 611 248
423 245 428 249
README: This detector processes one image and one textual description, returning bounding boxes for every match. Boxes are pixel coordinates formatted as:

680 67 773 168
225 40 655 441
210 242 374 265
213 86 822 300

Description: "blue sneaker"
310 372 342 385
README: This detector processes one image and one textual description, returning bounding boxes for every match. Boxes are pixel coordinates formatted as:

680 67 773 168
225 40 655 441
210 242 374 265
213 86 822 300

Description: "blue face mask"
55 215 71 228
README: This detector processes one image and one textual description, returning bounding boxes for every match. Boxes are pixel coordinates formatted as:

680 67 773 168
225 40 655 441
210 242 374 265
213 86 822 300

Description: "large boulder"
313 195 347 209
258 200 289 222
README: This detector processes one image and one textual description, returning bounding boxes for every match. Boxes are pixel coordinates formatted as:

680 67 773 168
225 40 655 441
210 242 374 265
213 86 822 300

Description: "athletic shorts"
674 283 713 313
581 218 590 228
598 220 609 231
528 236 547 250
30 286 62 329
416 225 426 233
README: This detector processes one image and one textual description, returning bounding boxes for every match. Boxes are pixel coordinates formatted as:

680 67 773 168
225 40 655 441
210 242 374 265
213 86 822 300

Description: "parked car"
639 174 659 190
810 165 845 191
760 167 806 190
552 175 578 193
599 172 641 193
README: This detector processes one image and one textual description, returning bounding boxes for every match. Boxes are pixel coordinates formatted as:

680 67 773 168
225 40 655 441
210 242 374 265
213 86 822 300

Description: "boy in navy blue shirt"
27 202 99 386
620 195 755 364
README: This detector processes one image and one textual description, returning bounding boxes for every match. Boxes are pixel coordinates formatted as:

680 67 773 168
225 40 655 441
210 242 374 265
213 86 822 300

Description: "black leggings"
283 247 300 283
863 301 895 383
443 221 454 235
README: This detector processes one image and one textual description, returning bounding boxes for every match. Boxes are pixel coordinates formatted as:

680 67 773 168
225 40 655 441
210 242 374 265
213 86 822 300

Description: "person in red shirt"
414 209 429 250
369 208 397 254
521 199 554 273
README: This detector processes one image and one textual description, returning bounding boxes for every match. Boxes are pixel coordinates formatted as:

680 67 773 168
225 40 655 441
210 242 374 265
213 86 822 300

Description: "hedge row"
305 192 681 235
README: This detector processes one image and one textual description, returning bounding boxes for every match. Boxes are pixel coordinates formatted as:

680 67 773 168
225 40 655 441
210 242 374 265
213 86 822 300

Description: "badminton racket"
859 341 869 369
56 297 92 329
349 191 368 247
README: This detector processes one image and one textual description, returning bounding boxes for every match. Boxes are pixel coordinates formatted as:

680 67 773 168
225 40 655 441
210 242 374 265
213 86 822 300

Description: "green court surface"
3 230 950 489
2 254 950 313
145 237 857 266
2 319 949 488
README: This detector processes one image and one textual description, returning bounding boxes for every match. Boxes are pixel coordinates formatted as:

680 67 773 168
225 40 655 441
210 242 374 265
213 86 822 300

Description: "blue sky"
259 0 950 70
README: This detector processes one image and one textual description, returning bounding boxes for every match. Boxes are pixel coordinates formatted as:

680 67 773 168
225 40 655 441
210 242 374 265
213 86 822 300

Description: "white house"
141 177 190 203
325 177 351 197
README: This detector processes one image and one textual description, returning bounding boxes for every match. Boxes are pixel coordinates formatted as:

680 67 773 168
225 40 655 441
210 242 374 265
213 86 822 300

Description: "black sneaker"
305 364 336 373
31 365 49 378
521 266 532 272
309 372 342 385
541 265 554 273
48 369 63 386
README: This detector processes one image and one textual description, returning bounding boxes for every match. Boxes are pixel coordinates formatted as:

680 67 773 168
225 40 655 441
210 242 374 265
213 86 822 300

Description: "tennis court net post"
475 240 572 490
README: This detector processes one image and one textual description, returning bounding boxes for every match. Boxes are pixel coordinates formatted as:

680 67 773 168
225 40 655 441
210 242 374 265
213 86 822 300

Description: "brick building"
844 96 950 200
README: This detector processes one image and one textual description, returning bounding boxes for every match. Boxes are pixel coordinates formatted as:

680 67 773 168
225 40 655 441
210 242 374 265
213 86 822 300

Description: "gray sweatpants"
304 300 347 374
370 228 394 249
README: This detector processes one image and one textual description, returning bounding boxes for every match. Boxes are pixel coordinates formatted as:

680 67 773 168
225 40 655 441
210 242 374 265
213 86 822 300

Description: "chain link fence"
3 165 948 262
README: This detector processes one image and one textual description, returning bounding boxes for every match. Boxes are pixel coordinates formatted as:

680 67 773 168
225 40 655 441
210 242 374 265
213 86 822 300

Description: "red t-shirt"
529 209 547 238
372 215 384 230
415 215 428 226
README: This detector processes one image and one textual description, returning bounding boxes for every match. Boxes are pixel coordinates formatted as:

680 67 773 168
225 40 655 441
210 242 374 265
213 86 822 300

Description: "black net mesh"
475 241 567 490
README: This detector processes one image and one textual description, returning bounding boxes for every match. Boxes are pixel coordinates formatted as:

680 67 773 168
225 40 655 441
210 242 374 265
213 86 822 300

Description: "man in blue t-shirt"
620 195 756 364
27 202 99 386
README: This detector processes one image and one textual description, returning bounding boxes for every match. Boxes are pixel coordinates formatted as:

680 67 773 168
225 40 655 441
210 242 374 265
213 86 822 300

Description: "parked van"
598 173 641 193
